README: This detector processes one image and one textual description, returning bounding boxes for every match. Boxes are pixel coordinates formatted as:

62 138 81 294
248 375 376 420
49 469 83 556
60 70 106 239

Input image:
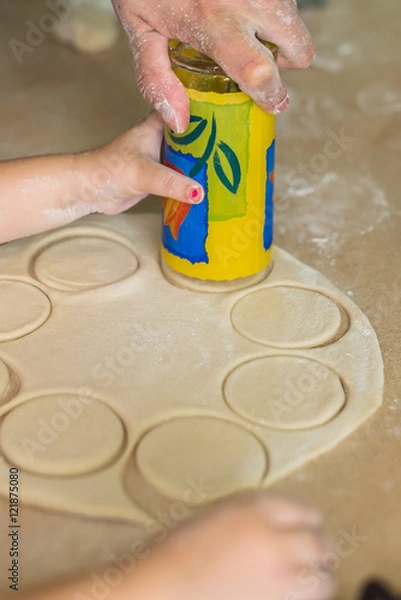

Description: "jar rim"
168 39 277 76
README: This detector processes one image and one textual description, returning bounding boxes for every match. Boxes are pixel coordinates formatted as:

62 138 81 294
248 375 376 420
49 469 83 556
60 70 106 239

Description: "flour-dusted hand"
112 0 315 132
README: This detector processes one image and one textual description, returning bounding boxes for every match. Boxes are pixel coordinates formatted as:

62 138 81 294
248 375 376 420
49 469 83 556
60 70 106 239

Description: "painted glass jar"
161 39 276 292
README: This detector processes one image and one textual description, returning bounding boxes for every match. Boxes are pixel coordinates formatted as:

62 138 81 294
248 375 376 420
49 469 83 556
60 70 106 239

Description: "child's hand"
73 111 204 215
20 494 335 600
0 112 202 243
126 494 336 600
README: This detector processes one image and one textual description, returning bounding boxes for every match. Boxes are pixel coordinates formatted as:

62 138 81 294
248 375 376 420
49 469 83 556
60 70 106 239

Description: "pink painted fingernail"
188 186 203 203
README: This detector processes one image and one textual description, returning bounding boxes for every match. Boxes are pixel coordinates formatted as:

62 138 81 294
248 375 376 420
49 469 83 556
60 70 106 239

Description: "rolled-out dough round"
0 280 51 342
0 394 125 476
224 356 346 430
136 417 268 501
231 285 343 349
33 235 139 292
0 215 384 524
0 361 10 399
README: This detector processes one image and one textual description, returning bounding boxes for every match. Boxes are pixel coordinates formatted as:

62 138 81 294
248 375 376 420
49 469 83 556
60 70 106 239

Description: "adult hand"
112 0 315 132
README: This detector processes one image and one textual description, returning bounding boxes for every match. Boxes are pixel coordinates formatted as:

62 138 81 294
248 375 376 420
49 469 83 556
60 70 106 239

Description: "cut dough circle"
0 360 10 399
0 394 125 476
231 286 343 349
33 235 139 292
224 356 346 430
136 417 268 501
0 280 51 342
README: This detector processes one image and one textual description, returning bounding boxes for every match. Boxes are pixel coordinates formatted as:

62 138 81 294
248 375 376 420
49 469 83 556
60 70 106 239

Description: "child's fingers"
254 495 323 530
286 573 336 600
134 155 204 204
280 530 332 567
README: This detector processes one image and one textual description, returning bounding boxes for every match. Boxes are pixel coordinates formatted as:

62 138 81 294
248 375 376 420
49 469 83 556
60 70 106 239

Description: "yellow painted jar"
161 39 276 292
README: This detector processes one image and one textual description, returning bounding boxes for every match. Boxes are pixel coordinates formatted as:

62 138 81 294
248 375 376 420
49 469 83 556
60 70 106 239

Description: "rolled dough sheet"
0 280 51 342
0 213 383 524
